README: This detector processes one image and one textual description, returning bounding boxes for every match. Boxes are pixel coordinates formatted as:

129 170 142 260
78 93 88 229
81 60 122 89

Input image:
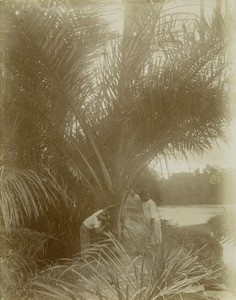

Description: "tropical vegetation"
149 165 236 205
0 0 234 298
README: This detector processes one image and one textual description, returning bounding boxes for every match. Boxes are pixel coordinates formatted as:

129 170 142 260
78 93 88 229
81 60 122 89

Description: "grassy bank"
2 200 236 299
1 220 228 300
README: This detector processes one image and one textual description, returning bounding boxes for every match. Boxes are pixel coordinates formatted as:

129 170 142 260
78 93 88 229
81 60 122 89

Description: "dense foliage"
163 224 225 282
0 0 234 298
208 211 236 241
14 233 221 300
1 0 231 226
135 165 236 205
160 166 236 205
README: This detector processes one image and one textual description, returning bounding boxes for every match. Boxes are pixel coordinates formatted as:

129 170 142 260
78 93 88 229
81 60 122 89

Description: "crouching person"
80 208 110 255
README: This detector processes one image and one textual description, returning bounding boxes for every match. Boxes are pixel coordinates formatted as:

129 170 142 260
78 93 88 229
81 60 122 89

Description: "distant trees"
158 165 236 205
128 164 233 205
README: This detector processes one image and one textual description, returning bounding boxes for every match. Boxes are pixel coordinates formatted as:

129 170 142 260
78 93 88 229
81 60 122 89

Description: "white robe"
143 199 162 244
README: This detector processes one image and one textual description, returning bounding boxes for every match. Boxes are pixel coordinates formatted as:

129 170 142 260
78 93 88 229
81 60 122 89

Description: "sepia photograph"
1 0 236 299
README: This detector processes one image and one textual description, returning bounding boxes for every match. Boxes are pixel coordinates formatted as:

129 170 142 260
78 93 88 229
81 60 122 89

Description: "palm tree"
1 0 231 249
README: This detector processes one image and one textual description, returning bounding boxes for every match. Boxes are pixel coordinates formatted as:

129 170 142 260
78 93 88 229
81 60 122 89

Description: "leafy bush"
162 223 225 282
29 233 217 300
122 206 224 273
1 227 51 260
1 224 225 299
0 227 52 299
207 211 236 241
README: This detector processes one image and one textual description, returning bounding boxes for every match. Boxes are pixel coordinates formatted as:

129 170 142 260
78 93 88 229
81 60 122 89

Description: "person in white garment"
80 208 110 253
138 190 162 246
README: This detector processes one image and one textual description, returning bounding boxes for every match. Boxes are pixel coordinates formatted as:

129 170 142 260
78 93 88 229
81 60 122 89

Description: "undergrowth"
28 231 221 300
0 222 226 300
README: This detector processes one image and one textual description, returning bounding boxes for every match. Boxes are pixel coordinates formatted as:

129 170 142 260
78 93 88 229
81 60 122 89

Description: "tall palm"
79 0 230 201
1 0 111 226
1 0 231 239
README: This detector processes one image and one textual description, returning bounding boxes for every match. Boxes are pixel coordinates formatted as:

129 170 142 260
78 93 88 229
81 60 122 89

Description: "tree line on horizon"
139 164 236 205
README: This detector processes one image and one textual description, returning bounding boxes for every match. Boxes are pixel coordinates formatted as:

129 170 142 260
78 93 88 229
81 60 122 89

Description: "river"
158 204 236 271
158 204 236 226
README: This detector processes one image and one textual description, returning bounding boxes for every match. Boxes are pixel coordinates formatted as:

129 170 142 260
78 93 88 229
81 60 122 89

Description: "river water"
158 205 236 271
158 204 236 226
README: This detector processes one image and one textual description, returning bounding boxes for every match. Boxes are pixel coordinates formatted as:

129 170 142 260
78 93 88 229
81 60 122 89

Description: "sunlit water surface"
158 205 236 271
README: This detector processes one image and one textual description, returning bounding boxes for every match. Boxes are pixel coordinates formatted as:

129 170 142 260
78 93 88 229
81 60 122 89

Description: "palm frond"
29 232 216 299
0 166 70 232
1 0 232 219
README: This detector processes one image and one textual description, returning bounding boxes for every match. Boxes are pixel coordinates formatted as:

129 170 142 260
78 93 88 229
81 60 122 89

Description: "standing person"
138 190 162 247
80 208 110 253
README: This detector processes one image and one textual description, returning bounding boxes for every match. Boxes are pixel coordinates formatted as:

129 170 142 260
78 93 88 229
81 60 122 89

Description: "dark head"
97 210 110 221
138 190 148 202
